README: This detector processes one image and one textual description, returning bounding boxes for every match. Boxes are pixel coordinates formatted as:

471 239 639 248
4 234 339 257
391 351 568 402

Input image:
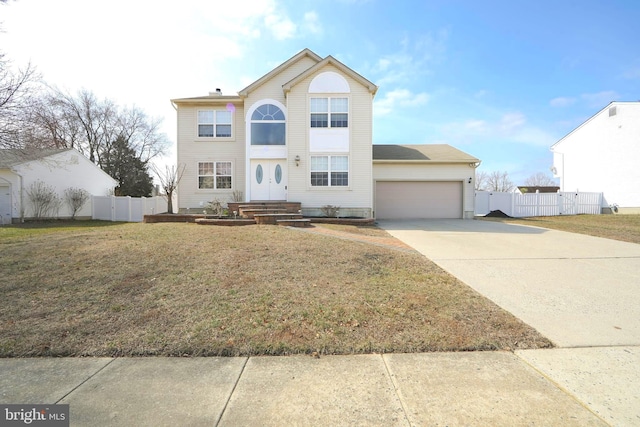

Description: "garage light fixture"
295 155 300 167
468 177 472 184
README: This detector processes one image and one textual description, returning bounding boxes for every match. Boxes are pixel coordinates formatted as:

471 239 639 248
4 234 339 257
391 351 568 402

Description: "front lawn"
0 222 551 357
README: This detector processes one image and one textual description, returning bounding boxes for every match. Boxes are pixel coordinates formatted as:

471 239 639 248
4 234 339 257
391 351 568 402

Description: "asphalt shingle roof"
0 149 69 168
372 144 479 163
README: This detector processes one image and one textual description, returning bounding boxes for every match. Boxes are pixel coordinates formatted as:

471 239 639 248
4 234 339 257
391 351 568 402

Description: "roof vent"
609 106 617 117
209 88 223 96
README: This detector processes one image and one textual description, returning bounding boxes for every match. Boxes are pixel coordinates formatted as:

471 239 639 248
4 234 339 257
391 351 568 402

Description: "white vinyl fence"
92 196 169 222
475 191 603 217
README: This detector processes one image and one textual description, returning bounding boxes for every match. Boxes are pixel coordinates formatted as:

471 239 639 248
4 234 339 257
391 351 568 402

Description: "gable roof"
238 48 323 97
282 55 378 95
0 148 70 168
1 148 118 186
171 94 242 105
551 101 640 150
373 144 480 164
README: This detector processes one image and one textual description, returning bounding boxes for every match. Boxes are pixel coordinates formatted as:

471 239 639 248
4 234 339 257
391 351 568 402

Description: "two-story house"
172 49 479 219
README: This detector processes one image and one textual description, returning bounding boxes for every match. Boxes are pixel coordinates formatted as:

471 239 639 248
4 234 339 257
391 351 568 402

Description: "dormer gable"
238 48 322 97
283 55 378 96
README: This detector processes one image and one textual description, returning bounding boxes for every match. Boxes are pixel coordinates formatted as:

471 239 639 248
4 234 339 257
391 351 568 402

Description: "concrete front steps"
198 201 311 227
228 202 302 217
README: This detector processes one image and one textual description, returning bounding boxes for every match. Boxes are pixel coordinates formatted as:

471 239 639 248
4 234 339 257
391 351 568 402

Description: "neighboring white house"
551 101 640 213
0 148 117 222
172 48 480 219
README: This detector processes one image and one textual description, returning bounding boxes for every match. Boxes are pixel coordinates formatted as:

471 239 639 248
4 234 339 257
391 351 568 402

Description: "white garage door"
0 186 11 225
375 181 462 219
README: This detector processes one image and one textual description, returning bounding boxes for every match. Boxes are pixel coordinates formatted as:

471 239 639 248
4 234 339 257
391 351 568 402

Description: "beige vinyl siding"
373 163 476 219
176 104 246 210
287 64 373 216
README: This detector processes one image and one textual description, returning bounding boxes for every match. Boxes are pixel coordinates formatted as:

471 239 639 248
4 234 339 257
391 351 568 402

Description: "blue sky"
2 0 639 184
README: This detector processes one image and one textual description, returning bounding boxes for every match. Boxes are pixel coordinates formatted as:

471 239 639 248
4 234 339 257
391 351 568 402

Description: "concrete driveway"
379 219 640 348
379 219 640 424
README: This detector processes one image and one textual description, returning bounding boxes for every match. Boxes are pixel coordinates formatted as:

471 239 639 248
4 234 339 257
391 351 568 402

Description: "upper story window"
251 104 285 145
310 97 348 128
198 110 232 138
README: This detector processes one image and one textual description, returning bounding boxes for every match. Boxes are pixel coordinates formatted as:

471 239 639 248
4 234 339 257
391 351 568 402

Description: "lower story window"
198 161 232 189
310 155 348 187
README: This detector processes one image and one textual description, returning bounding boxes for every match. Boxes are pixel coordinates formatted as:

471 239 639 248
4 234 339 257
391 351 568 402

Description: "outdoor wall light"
468 177 472 184
295 155 300 166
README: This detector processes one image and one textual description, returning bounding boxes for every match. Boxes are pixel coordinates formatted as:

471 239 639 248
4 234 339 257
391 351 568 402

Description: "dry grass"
0 221 551 357
480 214 640 244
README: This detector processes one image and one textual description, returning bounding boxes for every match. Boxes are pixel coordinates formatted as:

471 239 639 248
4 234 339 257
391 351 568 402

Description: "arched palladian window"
250 104 285 145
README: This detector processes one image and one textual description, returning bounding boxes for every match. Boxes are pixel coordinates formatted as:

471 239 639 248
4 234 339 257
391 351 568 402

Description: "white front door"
251 159 287 201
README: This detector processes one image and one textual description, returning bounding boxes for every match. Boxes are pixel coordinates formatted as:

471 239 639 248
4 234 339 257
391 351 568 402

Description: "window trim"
250 103 286 146
310 155 349 188
197 109 234 139
197 161 233 190
310 97 349 129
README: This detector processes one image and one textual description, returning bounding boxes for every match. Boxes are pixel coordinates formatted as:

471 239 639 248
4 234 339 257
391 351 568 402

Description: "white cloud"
264 12 297 40
371 30 448 87
464 120 488 133
622 66 640 80
303 11 323 35
441 112 555 147
500 112 526 132
374 89 430 116
376 58 392 72
550 97 576 107
581 91 620 108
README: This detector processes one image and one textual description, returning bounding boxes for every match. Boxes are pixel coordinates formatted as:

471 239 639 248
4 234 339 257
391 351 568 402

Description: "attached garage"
375 181 462 219
373 145 480 220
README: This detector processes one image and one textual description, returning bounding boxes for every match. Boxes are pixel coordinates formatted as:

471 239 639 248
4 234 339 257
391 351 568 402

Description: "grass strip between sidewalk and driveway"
0 221 552 357
479 214 640 244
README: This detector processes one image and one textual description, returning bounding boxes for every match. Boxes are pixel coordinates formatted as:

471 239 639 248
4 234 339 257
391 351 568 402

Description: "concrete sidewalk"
0 353 608 426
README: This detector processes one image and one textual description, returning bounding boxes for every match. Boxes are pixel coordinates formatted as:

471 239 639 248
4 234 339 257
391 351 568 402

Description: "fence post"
558 192 563 215
109 195 115 221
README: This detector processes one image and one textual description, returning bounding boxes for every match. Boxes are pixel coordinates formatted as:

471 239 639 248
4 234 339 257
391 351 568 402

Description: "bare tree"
151 163 185 214
485 171 515 192
116 105 168 163
26 88 169 183
26 180 61 219
0 54 39 149
475 170 489 191
524 172 557 187
64 187 90 219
